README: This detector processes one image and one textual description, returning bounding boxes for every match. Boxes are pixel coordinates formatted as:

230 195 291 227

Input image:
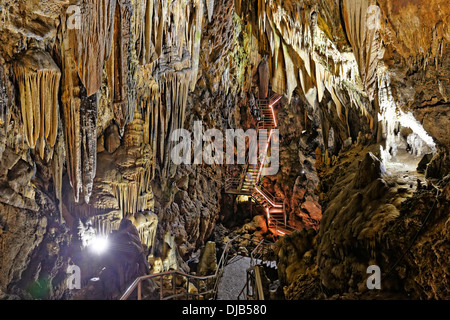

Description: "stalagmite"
13 47 61 157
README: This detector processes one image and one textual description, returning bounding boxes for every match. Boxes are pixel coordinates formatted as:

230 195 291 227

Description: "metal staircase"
225 92 298 236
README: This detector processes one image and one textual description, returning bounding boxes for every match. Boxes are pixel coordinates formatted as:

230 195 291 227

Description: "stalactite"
61 25 82 203
52 120 65 221
131 212 158 252
271 44 286 94
72 0 117 96
0 62 11 131
91 212 122 237
341 0 381 101
315 62 326 103
112 165 153 219
80 86 98 204
282 42 297 102
107 0 135 132
258 57 269 99
61 21 98 203
136 0 154 65
189 0 203 91
155 71 191 180
206 0 215 23
13 47 61 158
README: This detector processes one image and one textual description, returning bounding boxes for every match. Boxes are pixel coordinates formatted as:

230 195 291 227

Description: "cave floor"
383 148 426 192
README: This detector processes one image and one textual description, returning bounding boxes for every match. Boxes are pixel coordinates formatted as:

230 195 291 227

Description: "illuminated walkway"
225 93 299 236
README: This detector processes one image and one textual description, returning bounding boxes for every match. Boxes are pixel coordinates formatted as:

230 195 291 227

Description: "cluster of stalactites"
72 0 116 97
133 0 203 90
61 0 137 203
133 0 204 180
112 165 153 219
253 0 373 127
13 47 61 159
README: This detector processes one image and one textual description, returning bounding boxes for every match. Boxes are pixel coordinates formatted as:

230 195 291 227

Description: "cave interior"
0 0 448 301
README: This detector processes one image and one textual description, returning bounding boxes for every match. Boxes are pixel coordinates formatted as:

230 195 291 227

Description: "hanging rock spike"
13 47 61 158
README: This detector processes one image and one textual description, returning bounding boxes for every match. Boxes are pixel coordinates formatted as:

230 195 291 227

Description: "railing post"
160 276 164 300
137 281 142 300
173 274 176 297
186 278 190 300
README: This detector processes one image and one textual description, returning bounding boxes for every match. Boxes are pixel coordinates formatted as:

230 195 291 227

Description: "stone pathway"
217 255 251 300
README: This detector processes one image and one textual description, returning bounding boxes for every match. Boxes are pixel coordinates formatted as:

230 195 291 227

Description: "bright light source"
89 236 109 255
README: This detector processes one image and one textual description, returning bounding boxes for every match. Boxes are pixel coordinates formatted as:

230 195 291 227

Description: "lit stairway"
252 186 296 236
241 164 259 192
225 92 299 236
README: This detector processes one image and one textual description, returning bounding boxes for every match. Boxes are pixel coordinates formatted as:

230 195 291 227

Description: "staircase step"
268 226 293 236
269 214 284 219
269 212 284 216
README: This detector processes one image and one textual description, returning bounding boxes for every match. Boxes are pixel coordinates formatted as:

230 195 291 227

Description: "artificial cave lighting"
236 195 251 203
88 236 110 255
378 72 436 170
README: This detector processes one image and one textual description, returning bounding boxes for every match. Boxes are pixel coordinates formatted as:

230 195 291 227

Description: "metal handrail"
225 92 281 195
256 185 283 205
120 235 267 300
225 90 296 236
237 239 275 300
121 235 237 300
269 217 299 235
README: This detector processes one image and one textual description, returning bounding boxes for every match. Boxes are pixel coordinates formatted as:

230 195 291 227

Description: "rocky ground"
277 143 449 299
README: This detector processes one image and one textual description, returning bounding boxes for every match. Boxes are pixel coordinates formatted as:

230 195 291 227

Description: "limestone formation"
13 47 61 157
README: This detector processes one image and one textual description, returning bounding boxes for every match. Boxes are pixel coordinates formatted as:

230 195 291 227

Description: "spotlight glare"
89 236 109 255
